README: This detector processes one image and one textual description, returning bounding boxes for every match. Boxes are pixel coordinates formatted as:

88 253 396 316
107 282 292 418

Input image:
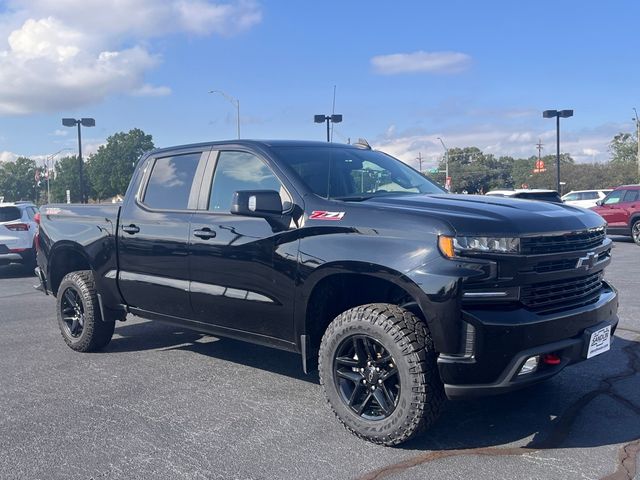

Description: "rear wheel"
632 220 640 246
57 271 115 352
318 303 444 446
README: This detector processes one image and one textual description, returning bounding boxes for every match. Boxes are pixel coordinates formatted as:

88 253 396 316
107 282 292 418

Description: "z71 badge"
309 211 345 221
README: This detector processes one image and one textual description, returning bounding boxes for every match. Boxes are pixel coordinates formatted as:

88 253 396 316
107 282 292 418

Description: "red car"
591 185 640 245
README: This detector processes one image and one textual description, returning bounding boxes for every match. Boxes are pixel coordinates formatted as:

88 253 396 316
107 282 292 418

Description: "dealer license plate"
586 325 611 359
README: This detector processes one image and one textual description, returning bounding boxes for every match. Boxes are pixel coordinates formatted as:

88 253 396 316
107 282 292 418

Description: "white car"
485 189 562 203
561 190 612 209
0 202 39 268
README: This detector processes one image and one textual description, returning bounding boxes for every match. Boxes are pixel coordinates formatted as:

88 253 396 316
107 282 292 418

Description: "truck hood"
366 194 605 236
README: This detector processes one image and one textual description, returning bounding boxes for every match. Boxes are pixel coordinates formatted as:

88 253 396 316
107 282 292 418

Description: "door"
118 149 209 318
597 189 628 228
188 150 299 342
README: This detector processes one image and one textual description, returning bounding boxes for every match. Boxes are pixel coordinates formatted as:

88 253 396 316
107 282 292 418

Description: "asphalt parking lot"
0 238 638 480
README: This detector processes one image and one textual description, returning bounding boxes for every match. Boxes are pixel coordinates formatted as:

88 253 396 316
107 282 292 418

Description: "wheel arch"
48 241 93 296
297 262 433 356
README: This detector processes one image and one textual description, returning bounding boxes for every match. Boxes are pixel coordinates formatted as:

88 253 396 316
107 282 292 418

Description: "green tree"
50 156 91 203
0 157 38 202
609 132 638 165
87 128 154 200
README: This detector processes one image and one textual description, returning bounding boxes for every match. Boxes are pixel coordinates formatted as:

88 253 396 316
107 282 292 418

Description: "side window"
623 190 639 202
208 151 291 212
583 192 598 200
143 153 202 210
24 207 35 219
564 193 578 201
603 190 624 205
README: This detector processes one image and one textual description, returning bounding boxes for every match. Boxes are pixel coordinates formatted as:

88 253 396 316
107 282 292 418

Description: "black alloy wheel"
60 286 85 338
632 220 640 246
56 270 115 352
333 335 400 420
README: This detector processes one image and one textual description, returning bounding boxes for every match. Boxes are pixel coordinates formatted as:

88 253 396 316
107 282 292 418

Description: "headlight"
454 236 520 254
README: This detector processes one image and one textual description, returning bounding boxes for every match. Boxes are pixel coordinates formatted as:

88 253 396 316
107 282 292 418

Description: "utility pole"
536 139 544 162
634 108 640 183
416 152 423 172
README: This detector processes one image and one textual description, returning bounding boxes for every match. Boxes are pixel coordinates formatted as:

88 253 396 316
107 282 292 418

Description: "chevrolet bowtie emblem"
576 252 597 270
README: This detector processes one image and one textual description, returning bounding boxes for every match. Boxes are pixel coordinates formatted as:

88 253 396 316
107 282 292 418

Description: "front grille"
521 272 603 312
527 249 611 273
520 228 605 255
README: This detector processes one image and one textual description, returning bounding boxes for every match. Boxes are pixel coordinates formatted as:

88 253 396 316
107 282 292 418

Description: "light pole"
45 148 72 203
62 118 95 204
314 114 343 142
437 137 450 191
633 108 640 183
543 109 573 193
210 90 240 139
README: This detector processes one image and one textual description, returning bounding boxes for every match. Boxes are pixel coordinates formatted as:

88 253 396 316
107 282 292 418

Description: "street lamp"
633 108 640 183
543 109 573 193
45 148 72 203
62 117 95 204
314 114 342 142
436 137 450 191
209 90 240 139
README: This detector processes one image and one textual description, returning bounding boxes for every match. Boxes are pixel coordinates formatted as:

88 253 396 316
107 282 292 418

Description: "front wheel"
632 220 640 246
318 304 444 446
56 271 115 352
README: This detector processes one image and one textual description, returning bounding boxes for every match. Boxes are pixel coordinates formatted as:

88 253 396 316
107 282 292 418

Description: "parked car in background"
485 189 562 203
562 190 612 209
0 201 39 268
591 185 640 245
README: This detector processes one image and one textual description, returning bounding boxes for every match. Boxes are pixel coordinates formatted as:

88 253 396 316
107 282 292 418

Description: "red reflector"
6 223 29 231
542 353 561 365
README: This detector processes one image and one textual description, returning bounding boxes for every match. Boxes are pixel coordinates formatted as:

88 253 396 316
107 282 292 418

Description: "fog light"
518 356 539 376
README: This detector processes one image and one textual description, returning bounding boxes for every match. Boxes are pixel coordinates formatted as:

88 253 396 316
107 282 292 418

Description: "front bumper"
439 280 619 398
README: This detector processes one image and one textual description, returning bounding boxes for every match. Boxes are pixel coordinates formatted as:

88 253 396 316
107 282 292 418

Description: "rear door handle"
121 224 140 235
193 227 216 239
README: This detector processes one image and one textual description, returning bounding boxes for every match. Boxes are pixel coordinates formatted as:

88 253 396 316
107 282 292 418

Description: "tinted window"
208 151 289 212
603 190 624 205
623 190 639 202
143 153 201 210
273 146 445 200
563 193 579 201
583 192 599 200
0 207 21 222
515 192 562 202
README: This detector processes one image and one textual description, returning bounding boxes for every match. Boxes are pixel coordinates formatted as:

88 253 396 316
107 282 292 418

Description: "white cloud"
0 151 18 163
52 129 68 136
372 123 622 170
0 1 262 115
132 84 172 97
371 50 471 75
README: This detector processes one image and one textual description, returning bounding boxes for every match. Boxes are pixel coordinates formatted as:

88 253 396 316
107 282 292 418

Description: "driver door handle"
194 227 216 239
121 224 140 235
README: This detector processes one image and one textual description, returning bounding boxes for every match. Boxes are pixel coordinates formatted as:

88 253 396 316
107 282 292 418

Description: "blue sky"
0 1 637 169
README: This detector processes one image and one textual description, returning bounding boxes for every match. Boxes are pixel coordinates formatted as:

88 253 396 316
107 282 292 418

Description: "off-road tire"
318 303 444 446
56 270 115 352
632 219 640 246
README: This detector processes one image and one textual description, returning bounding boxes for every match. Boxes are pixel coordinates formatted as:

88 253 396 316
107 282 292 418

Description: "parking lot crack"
356 334 640 480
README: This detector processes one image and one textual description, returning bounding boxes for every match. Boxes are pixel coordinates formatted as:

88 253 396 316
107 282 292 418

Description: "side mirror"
231 190 290 231
231 190 283 217
595 199 603 206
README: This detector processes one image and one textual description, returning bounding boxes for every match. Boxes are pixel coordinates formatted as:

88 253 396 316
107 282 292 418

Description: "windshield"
273 146 445 200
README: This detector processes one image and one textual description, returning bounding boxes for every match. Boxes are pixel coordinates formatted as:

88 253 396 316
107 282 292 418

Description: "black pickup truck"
36 140 618 445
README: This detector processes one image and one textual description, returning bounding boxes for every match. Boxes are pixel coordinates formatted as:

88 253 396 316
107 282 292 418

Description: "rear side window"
623 190 639 202
583 192 599 200
143 153 201 210
0 207 21 222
